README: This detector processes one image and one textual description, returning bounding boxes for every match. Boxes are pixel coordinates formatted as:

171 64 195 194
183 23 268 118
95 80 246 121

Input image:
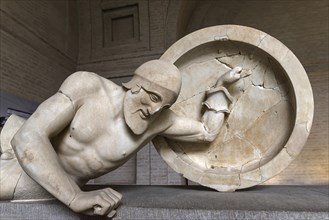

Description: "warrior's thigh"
14 172 54 200
0 159 53 200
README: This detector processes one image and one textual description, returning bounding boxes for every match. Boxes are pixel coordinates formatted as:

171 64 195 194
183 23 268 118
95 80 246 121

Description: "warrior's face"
122 59 182 135
123 86 172 135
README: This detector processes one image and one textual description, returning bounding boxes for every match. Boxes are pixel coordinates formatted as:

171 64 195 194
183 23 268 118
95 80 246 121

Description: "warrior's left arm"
161 89 231 143
161 67 242 143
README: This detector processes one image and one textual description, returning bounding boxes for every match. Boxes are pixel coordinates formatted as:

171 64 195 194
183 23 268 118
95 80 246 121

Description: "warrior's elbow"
11 131 23 152
11 132 28 159
203 131 217 142
200 125 217 143
11 129 37 157
11 133 40 171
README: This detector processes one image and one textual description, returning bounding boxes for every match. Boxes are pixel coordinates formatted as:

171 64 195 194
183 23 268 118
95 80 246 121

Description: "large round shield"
153 25 313 191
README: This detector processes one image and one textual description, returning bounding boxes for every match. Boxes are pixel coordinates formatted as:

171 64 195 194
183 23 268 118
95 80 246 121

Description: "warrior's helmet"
123 60 182 105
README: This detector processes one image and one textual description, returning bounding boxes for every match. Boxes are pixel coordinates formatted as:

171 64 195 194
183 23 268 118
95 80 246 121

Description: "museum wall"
176 0 328 185
0 1 79 103
77 0 181 80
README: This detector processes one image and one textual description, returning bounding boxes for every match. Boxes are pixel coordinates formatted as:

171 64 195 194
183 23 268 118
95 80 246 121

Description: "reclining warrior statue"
0 60 244 217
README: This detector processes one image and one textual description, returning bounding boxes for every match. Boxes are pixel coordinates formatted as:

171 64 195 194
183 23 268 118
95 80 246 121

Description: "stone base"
1 185 328 220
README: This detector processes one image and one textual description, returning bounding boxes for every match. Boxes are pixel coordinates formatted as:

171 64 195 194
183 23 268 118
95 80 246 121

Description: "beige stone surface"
2 57 240 216
155 25 314 191
0 24 314 216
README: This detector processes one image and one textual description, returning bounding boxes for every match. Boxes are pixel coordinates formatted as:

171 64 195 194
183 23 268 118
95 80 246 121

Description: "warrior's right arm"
11 72 121 216
11 75 81 206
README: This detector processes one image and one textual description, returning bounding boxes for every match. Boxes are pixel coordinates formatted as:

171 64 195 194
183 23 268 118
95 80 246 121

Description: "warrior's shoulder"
59 71 119 99
63 71 103 86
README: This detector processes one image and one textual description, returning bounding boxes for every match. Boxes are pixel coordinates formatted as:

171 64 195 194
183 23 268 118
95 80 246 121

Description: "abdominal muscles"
53 134 124 181
54 136 139 183
58 150 116 180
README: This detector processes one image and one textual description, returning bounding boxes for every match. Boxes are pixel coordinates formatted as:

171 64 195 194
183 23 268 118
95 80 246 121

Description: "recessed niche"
91 0 150 59
102 4 139 47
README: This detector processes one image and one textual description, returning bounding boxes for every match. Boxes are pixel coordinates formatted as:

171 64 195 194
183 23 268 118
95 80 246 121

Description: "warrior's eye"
162 105 170 110
149 93 160 103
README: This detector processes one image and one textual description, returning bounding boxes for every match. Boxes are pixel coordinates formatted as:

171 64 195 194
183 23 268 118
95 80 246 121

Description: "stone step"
1 185 328 220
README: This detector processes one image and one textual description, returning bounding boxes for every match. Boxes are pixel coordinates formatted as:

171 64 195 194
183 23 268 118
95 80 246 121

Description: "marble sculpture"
0 25 313 217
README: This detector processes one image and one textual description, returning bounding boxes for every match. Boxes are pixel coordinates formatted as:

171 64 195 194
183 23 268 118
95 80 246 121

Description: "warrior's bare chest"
62 102 146 162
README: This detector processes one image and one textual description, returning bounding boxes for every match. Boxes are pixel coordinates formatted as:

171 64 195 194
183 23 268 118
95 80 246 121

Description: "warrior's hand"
215 66 249 87
222 66 242 84
69 188 122 217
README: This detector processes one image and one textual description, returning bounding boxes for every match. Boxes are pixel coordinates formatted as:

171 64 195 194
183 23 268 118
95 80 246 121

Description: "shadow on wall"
0 91 39 127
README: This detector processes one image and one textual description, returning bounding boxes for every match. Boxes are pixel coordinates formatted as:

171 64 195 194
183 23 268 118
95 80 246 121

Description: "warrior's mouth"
138 109 150 119
132 109 150 119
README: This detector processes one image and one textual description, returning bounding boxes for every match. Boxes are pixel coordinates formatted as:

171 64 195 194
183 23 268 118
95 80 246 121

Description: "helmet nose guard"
123 60 182 105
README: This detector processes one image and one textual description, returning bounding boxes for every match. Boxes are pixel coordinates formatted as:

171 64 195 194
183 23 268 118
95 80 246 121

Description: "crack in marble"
58 90 75 111
215 58 234 69
230 39 245 56
240 54 248 70
250 62 261 71
250 60 283 93
259 166 265 182
241 136 262 160
245 96 282 125
173 90 205 106
284 145 294 158
208 134 262 175
174 53 245 106
216 54 249 71
236 143 263 187
224 97 284 144
214 35 229 41
251 57 270 86
262 58 272 85
283 147 293 159
258 156 269 182
251 84 277 91
279 48 290 63
174 51 252 106
257 34 268 47
216 52 244 59
179 57 222 67
238 171 242 187
296 121 310 133
12 172 23 201
234 135 263 177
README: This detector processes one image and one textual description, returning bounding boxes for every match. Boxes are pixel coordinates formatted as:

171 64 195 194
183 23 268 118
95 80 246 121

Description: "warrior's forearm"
201 88 232 139
200 111 225 142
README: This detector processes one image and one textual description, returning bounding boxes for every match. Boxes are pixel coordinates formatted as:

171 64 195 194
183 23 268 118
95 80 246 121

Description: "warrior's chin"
130 121 147 135
123 93 151 135
124 112 149 135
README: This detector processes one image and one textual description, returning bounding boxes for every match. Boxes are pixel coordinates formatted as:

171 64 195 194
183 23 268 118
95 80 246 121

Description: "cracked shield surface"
153 25 314 191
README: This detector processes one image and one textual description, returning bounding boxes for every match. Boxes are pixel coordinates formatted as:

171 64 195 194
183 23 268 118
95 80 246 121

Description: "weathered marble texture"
154 25 313 191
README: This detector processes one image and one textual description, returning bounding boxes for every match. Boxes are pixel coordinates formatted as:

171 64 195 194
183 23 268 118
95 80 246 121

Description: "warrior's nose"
148 107 161 116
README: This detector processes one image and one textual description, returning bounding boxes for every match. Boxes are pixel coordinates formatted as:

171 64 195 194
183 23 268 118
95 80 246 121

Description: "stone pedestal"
1 185 328 220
